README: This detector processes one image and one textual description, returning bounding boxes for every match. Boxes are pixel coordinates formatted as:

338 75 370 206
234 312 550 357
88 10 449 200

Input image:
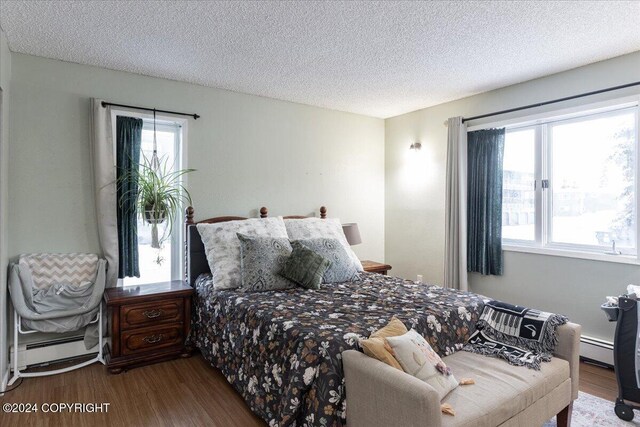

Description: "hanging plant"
119 154 195 249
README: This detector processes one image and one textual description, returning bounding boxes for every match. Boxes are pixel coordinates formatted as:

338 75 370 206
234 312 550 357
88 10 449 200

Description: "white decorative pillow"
197 217 288 289
284 218 363 272
385 329 458 400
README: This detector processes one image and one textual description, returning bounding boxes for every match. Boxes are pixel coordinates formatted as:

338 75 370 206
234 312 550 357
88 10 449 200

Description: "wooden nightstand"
104 280 194 374
361 260 392 275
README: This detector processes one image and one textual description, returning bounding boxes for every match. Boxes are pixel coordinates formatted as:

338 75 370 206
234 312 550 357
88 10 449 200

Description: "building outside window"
501 101 638 258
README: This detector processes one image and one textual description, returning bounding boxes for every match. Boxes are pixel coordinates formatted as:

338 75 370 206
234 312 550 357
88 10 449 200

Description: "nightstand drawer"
121 299 184 330
105 281 194 373
121 323 184 356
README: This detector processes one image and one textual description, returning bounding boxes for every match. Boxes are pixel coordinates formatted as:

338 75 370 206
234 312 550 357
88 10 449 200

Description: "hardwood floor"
579 360 618 402
0 355 265 427
0 356 618 426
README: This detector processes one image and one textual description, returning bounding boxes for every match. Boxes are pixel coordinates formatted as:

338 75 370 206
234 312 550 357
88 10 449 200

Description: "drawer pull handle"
143 309 163 319
143 334 163 344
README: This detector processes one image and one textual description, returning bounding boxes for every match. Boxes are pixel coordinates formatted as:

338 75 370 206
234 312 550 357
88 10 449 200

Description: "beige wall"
0 27 11 389
385 51 640 342
7 54 385 267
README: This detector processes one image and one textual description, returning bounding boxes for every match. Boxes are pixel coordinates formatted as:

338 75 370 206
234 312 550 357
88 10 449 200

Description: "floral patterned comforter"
192 272 486 427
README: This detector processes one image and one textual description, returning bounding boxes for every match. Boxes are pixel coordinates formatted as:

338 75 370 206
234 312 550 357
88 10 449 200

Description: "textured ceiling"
1 1 639 118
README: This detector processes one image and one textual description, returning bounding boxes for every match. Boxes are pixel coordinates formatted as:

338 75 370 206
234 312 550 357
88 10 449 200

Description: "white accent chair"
7 253 107 385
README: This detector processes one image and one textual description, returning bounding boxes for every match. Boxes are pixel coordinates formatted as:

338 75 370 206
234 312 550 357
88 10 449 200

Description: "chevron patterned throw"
19 253 99 290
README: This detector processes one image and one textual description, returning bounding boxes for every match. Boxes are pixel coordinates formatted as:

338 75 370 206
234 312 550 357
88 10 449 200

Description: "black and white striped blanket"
464 300 568 370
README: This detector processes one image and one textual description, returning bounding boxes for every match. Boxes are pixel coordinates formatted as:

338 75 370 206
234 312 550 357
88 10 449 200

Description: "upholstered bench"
343 322 581 427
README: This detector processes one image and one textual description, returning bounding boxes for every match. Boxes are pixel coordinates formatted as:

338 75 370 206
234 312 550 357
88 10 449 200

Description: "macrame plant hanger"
151 109 161 172
149 109 162 249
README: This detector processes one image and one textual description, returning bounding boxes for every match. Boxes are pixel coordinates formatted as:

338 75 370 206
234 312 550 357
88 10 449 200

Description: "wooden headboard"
184 206 327 286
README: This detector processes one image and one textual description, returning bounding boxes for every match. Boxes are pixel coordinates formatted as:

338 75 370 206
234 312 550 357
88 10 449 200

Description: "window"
501 102 639 259
502 128 536 242
119 117 185 286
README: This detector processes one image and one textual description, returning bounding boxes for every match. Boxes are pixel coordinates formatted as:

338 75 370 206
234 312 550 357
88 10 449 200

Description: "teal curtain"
467 128 505 275
116 116 143 278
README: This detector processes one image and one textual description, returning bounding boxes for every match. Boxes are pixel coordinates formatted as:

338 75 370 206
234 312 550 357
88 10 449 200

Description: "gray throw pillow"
295 238 360 283
237 233 295 292
284 218 363 271
279 241 332 290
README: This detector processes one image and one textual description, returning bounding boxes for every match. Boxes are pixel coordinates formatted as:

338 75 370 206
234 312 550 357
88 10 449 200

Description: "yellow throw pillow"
371 317 408 339
360 317 408 370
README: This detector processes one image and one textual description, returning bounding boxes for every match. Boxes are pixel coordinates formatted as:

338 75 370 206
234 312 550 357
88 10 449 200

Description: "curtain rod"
101 101 200 120
461 81 640 124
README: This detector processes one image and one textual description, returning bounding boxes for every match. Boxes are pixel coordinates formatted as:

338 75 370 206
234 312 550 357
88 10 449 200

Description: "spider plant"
118 154 195 249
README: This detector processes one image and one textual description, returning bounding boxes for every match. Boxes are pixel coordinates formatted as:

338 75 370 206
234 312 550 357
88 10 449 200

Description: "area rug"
544 392 639 426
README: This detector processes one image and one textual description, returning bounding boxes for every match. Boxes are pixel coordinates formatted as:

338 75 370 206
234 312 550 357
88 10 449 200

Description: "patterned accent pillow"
279 241 332 290
196 217 288 290
284 218 363 272
385 329 459 400
237 234 294 292
295 238 360 283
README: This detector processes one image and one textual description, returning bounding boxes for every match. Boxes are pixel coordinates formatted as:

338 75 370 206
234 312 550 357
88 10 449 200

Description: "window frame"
111 109 189 286
500 124 540 247
468 95 640 264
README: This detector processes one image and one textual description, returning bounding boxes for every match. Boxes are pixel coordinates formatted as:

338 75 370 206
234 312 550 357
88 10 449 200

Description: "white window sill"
502 245 640 266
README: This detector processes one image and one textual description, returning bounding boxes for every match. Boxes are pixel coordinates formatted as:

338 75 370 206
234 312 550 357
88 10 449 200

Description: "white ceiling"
1 1 639 118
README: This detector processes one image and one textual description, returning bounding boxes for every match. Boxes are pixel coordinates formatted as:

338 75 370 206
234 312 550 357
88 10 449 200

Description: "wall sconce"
404 140 428 190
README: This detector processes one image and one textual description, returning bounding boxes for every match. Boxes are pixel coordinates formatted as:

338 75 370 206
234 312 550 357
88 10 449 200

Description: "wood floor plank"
579 361 617 402
0 355 619 426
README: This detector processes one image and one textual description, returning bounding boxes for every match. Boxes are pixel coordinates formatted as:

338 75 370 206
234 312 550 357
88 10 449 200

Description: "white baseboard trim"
580 335 614 366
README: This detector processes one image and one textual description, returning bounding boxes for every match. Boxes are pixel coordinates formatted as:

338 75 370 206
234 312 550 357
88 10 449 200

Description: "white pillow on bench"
386 329 459 400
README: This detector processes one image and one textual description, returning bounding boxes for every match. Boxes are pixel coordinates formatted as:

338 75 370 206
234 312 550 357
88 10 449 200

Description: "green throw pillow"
279 241 332 289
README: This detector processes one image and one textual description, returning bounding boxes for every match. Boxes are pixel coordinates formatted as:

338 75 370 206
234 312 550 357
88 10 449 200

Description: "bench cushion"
441 351 570 427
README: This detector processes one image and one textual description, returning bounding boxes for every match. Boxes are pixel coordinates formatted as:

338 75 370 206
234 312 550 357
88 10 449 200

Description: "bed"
185 206 486 427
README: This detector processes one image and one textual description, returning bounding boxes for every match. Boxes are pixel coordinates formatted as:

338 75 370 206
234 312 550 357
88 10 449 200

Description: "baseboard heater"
9 334 100 370
580 335 614 367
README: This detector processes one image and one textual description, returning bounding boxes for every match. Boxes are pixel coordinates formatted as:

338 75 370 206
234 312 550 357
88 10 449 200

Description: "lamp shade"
342 223 362 246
